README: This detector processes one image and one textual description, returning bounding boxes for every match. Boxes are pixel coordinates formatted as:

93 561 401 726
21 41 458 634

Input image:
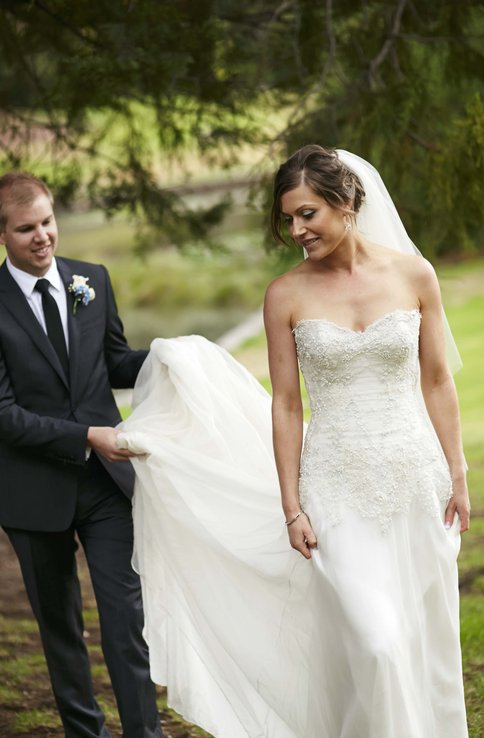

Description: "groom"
0 173 162 738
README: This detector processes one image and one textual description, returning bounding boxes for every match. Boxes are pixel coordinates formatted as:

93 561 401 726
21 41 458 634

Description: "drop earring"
344 217 352 232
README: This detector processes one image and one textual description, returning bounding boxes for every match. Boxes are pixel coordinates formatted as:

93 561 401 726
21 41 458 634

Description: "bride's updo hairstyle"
271 144 365 245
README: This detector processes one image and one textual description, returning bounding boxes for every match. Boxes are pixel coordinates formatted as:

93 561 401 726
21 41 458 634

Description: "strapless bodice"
293 309 452 530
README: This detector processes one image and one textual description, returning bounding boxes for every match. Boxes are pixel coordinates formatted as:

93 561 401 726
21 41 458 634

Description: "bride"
118 147 469 738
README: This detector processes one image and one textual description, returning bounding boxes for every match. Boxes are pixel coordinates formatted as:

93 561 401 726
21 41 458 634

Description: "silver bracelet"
285 510 305 526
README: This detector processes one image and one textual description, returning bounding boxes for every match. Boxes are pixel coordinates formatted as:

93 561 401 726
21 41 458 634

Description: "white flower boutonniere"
68 274 96 315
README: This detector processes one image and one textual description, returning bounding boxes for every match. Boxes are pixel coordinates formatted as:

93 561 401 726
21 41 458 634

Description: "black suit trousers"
5 455 162 738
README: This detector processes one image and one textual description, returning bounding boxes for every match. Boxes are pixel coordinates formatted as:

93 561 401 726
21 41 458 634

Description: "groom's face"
0 193 58 277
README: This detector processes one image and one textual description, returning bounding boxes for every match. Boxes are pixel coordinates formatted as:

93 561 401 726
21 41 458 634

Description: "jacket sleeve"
0 347 89 465
101 266 149 388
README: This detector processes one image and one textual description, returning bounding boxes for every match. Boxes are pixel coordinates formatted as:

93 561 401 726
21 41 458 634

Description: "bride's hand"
287 513 317 559
445 478 470 533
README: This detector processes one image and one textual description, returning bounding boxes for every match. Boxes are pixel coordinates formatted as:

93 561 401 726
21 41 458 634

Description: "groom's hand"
87 426 141 462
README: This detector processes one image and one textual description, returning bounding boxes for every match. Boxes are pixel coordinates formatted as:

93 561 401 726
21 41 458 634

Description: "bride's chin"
305 248 325 261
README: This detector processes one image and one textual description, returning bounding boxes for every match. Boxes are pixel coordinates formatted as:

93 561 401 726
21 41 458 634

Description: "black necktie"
35 278 69 377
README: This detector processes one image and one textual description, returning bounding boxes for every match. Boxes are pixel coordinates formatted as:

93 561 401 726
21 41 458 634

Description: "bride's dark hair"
271 144 365 245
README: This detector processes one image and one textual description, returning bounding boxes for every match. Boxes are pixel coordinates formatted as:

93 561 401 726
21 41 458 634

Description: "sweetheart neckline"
292 308 421 335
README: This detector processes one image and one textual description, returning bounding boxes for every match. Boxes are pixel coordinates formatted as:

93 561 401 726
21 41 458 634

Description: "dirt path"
0 529 208 738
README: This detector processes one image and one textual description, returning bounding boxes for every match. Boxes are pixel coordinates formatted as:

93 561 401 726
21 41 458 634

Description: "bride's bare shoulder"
368 243 440 304
369 242 436 278
264 262 308 322
389 250 437 286
265 262 307 298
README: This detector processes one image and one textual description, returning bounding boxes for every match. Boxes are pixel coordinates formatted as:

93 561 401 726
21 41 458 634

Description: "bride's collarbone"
292 273 419 332
292 300 420 333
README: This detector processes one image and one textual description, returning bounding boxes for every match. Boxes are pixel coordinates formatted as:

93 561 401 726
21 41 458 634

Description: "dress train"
118 331 467 738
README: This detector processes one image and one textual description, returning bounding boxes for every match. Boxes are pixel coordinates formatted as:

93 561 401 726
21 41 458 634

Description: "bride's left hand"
287 514 318 559
445 479 470 533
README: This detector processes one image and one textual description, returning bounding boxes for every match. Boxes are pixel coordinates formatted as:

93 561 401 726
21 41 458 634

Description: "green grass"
442 265 484 737
13 708 61 733
0 608 211 738
461 596 484 736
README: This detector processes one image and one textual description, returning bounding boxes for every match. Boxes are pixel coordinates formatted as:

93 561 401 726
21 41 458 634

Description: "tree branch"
320 0 336 87
405 129 438 151
367 0 409 90
397 32 484 43
32 0 102 49
269 0 337 157
269 0 295 26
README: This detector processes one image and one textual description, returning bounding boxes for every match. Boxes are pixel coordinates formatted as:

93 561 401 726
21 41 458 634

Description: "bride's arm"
264 279 317 559
416 260 470 532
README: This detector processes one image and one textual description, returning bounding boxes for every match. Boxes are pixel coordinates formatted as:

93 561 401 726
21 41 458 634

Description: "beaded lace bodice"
294 309 452 531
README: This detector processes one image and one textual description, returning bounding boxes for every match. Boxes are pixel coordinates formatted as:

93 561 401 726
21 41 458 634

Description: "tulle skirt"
118 336 467 738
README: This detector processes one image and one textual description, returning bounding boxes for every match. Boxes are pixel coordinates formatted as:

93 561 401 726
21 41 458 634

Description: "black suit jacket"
0 257 148 531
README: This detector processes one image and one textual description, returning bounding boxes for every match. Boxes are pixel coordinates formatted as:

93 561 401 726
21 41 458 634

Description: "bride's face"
280 183 348 259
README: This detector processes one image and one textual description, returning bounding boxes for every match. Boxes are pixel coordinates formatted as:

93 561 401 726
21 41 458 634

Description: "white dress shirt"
6 257 70 352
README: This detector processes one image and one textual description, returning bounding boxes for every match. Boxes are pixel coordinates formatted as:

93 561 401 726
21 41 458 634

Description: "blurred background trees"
2 8 484 738
0 0 483 257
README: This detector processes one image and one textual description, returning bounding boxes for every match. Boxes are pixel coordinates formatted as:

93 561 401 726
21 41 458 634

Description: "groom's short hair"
0 173 54 229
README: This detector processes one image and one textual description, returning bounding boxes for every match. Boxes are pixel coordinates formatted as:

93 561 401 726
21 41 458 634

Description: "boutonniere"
68 274 96 315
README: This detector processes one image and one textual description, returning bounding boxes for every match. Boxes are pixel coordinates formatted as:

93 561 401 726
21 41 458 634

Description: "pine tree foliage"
0 0 482 254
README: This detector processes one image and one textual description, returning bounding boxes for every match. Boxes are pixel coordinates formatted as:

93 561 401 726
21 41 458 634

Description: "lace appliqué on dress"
294 310 452 532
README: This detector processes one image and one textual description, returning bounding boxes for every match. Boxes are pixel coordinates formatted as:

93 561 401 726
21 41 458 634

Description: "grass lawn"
438 262 484 736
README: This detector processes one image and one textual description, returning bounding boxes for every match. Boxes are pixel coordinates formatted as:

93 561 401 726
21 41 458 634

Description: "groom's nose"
33 226 49 241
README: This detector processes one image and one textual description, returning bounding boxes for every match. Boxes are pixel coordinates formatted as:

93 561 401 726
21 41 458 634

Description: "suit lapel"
0 262 70 388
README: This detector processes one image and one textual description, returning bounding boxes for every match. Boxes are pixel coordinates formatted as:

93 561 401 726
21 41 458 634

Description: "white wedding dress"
118 308 467 738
